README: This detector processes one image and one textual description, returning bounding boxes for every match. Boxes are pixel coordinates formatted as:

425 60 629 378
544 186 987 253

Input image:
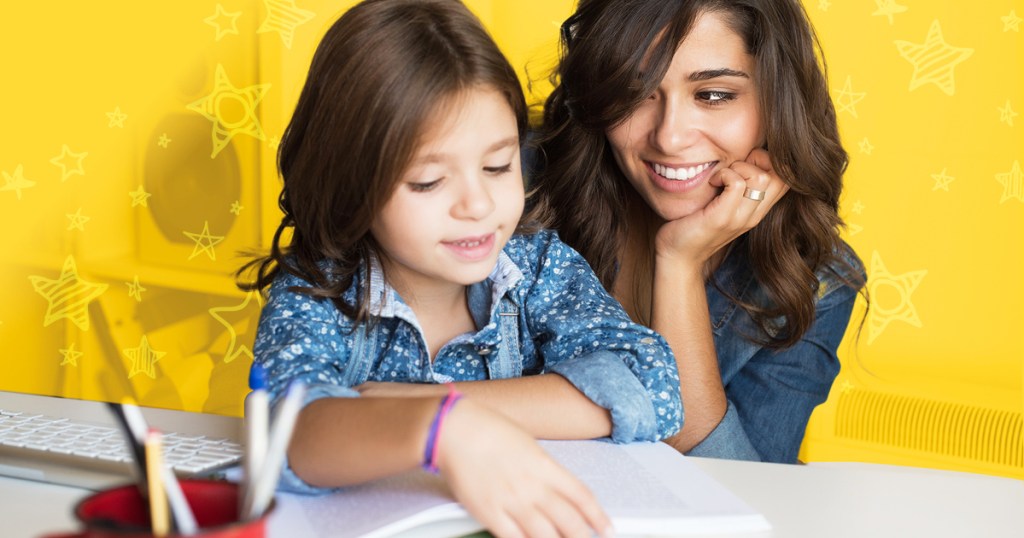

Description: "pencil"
145 429 170 537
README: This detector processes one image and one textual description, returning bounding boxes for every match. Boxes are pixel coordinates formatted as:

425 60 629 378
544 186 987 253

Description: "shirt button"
640 337 655 345
477 347 491 356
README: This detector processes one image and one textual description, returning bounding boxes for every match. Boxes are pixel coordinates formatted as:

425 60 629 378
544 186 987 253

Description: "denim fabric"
685 240 865 463
253 230 682 493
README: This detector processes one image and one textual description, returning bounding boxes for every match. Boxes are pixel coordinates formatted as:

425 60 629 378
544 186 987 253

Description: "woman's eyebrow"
688 68 749 82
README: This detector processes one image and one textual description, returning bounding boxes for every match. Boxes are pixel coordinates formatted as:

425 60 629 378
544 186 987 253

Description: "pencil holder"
40 479 274 538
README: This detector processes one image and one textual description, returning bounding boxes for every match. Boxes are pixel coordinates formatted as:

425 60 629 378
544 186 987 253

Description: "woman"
529 0 867 463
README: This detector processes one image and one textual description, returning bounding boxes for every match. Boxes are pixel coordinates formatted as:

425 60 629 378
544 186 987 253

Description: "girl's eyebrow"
688 68 749 82
413 136 519 165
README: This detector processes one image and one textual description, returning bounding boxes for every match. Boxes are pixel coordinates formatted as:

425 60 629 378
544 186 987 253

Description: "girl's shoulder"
502 229 579 270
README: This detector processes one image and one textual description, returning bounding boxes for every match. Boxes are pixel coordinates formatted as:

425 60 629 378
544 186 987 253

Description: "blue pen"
240 364 270 519
246 380 306 521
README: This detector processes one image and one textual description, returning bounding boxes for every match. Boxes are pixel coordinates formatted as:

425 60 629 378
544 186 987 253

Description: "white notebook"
267 440 772 537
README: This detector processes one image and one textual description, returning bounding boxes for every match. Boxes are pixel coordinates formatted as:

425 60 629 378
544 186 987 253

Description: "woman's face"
606 10 763 222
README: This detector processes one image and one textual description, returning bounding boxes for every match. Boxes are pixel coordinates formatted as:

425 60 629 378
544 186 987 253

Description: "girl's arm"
357 374 613 440
288 395 612 537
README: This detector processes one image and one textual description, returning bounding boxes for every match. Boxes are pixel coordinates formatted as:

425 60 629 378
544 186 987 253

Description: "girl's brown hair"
528 0 865 348
239 0 527 323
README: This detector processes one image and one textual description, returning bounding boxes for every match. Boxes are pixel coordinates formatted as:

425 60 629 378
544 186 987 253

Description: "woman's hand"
654 148 790 270
437 399 612 538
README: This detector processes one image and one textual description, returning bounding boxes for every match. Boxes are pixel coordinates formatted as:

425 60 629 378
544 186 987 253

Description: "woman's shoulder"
814 239 866 305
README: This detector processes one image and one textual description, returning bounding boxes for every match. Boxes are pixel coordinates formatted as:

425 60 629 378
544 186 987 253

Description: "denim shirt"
685 240 865 463
253 230 682 493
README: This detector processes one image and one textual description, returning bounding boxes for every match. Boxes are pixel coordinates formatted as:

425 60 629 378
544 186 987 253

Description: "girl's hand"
437 399 612 538
654 148 789 270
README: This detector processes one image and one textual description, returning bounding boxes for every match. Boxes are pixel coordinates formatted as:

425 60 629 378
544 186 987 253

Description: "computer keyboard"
0 407 242 478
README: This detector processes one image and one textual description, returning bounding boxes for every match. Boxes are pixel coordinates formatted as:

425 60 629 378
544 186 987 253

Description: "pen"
106 402 148 492
240 364 269 518
245 380 306 521
145 429 170 537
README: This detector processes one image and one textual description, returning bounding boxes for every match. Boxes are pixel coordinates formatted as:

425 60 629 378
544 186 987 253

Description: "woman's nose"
651 98 698 155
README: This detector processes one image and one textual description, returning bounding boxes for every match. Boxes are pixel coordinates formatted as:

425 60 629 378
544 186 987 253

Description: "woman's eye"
698 90 736 105
483 163 513 175
408 179 441 192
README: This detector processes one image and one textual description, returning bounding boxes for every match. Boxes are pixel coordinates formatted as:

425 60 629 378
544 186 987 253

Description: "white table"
7 458 1023 538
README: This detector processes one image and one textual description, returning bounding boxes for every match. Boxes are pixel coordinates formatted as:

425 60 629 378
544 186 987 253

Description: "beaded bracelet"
422 383 463 474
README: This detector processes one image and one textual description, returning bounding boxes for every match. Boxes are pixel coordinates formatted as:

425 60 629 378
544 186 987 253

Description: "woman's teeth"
653 162 711 181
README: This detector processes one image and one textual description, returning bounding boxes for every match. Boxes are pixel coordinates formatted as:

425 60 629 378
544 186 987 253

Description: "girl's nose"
452 177 495 220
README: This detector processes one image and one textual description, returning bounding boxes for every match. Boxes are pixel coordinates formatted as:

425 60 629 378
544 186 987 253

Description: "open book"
268 441 771 537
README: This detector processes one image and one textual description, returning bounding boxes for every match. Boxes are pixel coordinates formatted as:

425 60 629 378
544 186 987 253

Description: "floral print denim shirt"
685 240 866 463
253 230 683 493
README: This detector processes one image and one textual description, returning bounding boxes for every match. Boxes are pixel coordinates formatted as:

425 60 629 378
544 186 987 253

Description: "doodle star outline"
1 165 36 200
818 0 831 12
187 64 270 158
209 291 264 364
29 256 108 331
1003 10 1021 32
230 201 243 215
867 251 926 344
998 100 1018 126
183 221 226 261
126 276 146 302
834 76 865 118
851 200 865 214
205 4 242 41
873 0 908 25
258 0 316 49
60 343 83 367
996 161 1024 203
66 208 90 231
129 185 152 208
931 169 955 191
895 20 973 96
106 106 128 128
50 145 88 182
859 138 874 155
157 133 172 148
124 335 166 379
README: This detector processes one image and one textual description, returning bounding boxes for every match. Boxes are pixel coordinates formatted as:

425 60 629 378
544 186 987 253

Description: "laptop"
0 390 243 491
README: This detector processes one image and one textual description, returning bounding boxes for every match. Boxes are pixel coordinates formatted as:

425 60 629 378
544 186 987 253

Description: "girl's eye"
697 90 736 105
483 163 513 175
408 179 441 192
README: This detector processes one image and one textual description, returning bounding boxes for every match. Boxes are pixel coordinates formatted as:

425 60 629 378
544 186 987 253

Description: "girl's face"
371 87 524 295
606 10 764 222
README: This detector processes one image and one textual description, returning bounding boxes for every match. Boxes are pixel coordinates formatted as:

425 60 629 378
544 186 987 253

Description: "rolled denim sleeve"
547 350 663 442
522 231 682 441
252 279 365 495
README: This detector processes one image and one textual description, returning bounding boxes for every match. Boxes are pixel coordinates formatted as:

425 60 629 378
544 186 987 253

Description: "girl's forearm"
652 255 727 452
455 374 612 439
287 396 441 487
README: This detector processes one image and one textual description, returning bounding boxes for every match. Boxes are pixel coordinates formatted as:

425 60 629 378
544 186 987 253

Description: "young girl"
241 0 681 535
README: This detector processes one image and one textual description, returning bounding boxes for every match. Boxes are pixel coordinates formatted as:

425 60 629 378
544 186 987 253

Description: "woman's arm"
650 257 727 451
651 150 790 451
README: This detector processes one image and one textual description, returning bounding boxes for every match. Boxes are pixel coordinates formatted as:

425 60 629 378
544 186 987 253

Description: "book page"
268 440 770 537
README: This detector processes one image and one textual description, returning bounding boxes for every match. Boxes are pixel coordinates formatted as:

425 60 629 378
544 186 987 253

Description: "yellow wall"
1 1 1021 475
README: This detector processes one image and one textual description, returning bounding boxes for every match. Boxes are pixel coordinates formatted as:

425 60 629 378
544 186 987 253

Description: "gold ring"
743 188 766 201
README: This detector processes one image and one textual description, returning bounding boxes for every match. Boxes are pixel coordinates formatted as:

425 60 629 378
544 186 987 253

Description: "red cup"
41 479 273 538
